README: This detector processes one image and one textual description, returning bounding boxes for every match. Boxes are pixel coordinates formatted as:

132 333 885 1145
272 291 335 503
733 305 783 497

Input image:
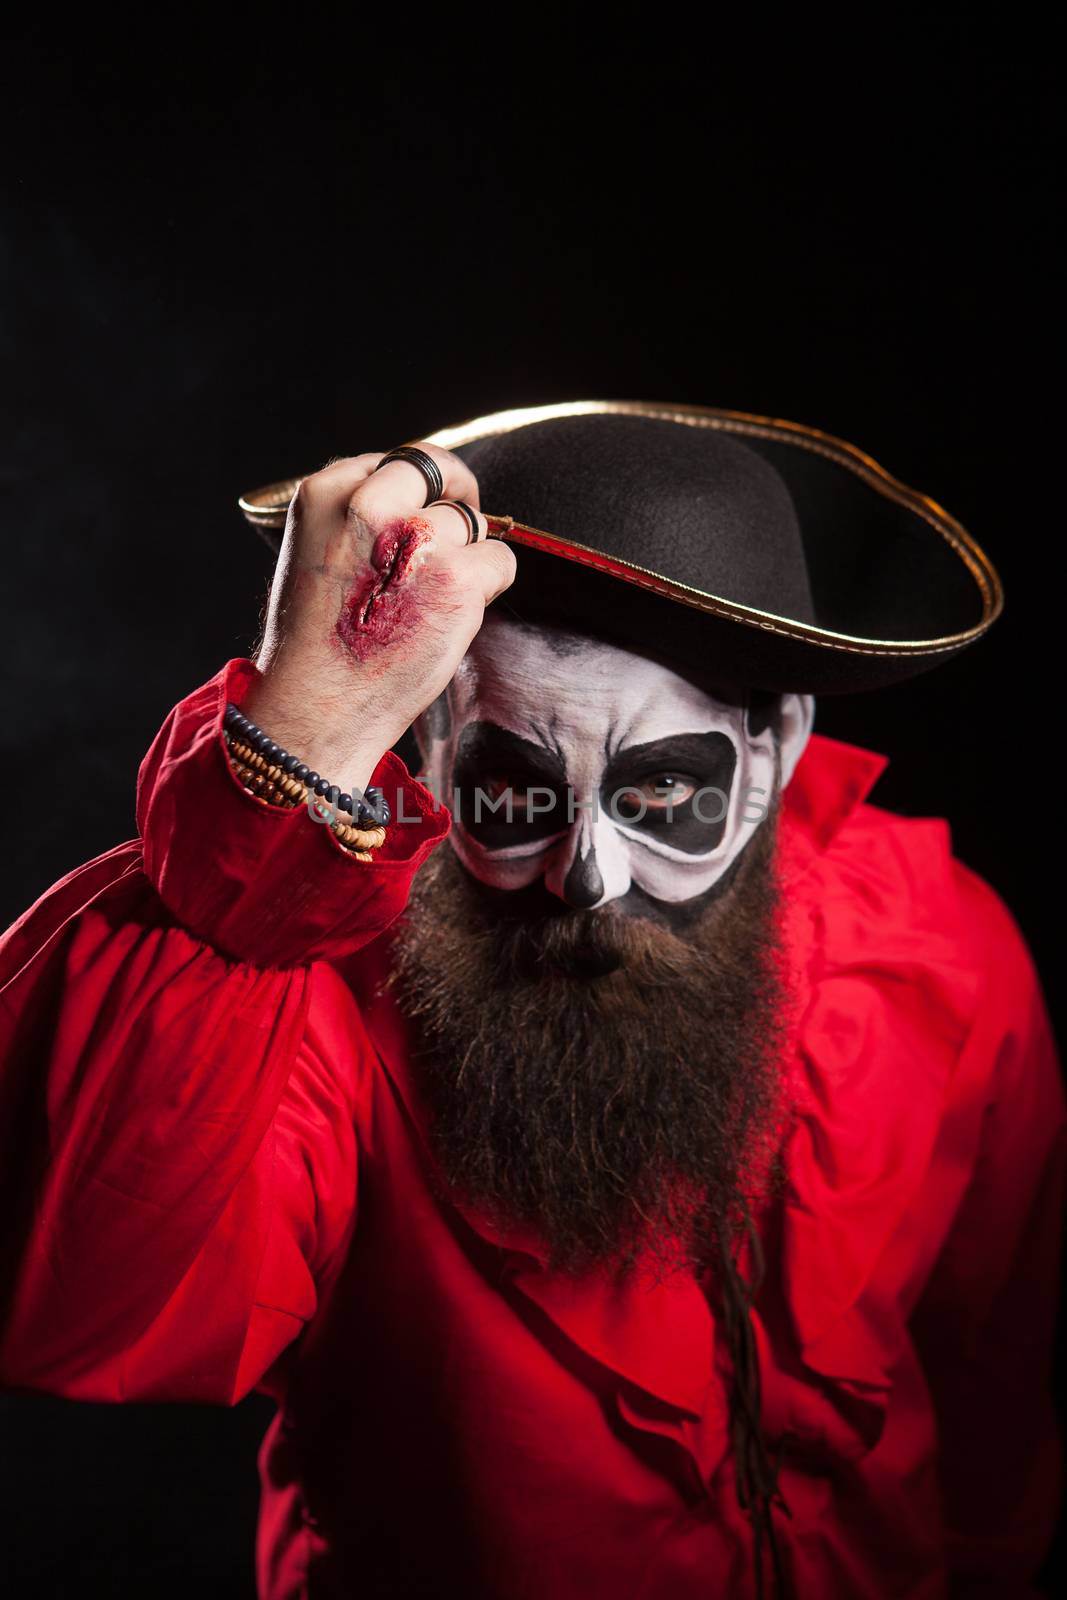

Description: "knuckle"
424 442 457 468
493 542 518 577
431 443 476 484
291 474 323 513
344 481 372 521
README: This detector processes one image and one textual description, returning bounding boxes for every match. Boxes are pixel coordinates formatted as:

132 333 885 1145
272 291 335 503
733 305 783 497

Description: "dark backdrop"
2 14 1061 1595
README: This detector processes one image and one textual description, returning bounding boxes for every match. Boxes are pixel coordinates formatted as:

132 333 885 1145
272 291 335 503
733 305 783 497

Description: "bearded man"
0 404 1062 1599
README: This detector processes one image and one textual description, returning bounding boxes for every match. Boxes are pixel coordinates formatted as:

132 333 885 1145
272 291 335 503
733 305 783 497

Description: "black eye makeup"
451 724 741 859
601 732 738 854
615 773 700 813
451 723 569 849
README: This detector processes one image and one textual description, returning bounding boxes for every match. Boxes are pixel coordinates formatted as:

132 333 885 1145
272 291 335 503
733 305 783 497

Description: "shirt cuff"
137 658 451 966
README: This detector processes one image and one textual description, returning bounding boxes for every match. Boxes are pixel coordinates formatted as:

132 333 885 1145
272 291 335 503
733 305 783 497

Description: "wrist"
138 659 450 967
240 680 394 799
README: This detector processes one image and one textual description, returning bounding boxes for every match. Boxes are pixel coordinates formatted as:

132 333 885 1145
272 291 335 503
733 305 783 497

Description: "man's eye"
613 774 698 817
643 773 697 807
481 773 542 809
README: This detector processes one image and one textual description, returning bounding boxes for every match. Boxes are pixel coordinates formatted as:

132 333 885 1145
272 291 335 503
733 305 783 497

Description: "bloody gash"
335 516 435 659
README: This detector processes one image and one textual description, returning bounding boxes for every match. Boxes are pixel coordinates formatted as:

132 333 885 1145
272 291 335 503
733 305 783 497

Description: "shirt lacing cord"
716 1199 793 1600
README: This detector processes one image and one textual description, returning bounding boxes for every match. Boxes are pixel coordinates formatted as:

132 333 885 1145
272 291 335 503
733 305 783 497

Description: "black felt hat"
239 401 1002 694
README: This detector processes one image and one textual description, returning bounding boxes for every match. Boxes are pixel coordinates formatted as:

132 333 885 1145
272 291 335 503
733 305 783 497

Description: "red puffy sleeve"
0 658 450 1405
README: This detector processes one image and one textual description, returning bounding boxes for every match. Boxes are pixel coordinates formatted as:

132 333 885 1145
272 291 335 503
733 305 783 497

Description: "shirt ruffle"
774 776 983 1464
351 731 989 1503
137 657 451 967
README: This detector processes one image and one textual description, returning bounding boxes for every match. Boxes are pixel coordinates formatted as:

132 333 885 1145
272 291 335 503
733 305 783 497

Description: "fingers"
282 440 511 615
421 499 490 551
351 442 481 521
382 492 512 604
283 454 386 552
290 444 482 544
384 501 514 602
372 502 487 578
294 452 385 501
461 537 518 606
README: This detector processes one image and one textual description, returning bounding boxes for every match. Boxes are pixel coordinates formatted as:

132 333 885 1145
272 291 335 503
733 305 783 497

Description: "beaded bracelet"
222 703 391 858
223 736 387 859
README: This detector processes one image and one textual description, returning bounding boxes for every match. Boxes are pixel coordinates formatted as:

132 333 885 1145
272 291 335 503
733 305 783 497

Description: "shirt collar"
782 731 888 856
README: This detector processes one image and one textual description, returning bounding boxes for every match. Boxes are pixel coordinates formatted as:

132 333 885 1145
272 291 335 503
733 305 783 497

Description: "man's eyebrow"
603 731 738 776
528 714 568 773
452 721 568 781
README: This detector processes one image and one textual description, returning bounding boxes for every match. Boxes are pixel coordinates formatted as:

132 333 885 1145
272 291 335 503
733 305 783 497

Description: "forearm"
0 436 495 1399
0 868 312 1397
0 657 450 1400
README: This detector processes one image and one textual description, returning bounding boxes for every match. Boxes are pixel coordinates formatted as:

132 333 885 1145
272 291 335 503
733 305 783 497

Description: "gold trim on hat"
237 401 1003 659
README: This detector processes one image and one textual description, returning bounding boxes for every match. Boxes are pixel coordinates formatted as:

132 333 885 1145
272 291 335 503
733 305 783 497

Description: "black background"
1 13 1062 1595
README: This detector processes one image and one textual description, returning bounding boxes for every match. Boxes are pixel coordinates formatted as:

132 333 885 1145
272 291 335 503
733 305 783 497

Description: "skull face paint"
415 617 814 917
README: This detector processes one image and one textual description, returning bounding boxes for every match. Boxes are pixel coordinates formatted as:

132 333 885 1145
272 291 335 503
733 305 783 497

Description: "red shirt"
0 658 1063 1599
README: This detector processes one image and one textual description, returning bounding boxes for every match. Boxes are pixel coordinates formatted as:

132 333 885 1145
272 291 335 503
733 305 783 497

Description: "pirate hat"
239 401 1002 694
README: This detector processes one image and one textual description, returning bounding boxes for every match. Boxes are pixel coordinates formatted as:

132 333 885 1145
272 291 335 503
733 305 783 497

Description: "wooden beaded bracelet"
227 751 385 859
226 743 387 859
223 704 391 827
222 705 390 860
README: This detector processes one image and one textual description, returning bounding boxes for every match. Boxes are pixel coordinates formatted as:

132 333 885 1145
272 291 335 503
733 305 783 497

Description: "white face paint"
415 617 814 913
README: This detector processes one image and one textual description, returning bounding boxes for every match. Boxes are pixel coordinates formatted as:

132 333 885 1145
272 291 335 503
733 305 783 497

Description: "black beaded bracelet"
223 704 391 827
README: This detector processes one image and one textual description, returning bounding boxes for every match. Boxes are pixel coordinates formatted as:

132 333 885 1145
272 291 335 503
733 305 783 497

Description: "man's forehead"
452 617 748 744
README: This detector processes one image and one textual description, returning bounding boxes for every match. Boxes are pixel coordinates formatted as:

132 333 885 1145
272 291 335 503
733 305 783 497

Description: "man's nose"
542 804 631 909
560 843 604 909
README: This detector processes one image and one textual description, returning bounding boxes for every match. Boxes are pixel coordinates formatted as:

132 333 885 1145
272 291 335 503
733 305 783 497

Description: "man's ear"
779 693 815 788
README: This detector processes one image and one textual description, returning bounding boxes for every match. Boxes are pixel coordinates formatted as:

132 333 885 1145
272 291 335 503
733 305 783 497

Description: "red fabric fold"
0 665 1062 1598
138 657 451 966
0 658 450 1401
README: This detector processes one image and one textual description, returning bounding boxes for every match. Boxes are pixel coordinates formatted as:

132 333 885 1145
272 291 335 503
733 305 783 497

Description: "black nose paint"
562 845 605 909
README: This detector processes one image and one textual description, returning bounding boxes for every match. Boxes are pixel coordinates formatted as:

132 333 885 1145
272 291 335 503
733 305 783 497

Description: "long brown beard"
388 805 791 1278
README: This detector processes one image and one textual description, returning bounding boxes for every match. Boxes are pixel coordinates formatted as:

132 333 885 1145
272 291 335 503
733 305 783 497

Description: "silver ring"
438 499 482 544
373 445 444 508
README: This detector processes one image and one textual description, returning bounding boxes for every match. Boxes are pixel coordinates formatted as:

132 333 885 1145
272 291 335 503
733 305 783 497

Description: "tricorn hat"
239 400 1002 694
